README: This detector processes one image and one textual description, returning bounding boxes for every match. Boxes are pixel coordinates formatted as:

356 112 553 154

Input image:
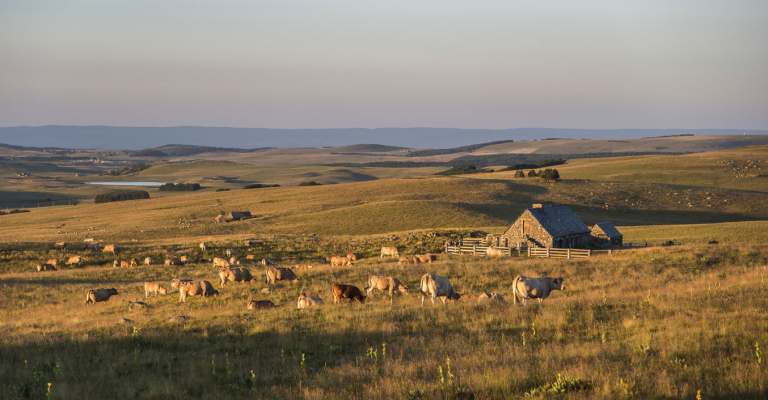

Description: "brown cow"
219 267 255 286
53 242 66 250
265 266 299 284
398 256 421 265
83 243 99 251
166 257 183 266
178 280 219 302
329 256 352 267
46 259 58 267
512 276 565 308
415 254 436 264
247 300 276 310
297 293 324 308
37 263 57 272
144 282 168 297
332 284 366 305
85 288 119 305
458 294 479 302
365 276 409 296
380 247 399 259
346 253 363 261
246 255 256 260
119 260 130 268
103 244 116 254
66 256 82 266
170 279 192 289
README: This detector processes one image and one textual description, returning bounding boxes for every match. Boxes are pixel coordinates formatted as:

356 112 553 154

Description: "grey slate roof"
228 211 252 220
528 205 591 237
592 222 622 238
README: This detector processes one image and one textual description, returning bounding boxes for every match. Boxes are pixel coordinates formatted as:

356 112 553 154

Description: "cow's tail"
363 276 372 292
85 290 94 305
512 275 523 304
419 274 431 298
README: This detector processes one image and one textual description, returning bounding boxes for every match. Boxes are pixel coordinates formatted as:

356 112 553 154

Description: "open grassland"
1 243 767 399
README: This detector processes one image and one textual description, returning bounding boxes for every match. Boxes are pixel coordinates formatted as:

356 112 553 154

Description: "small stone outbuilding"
228 211 252 221
497 204 592 249
590 222 623 247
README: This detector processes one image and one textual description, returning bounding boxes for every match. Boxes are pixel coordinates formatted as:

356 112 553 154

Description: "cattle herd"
41 242 568 310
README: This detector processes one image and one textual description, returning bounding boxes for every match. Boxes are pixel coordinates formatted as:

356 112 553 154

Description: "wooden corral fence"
528 247 591 259
445 244 515 256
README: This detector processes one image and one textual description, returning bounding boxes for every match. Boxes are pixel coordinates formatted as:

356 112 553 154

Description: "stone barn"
591 222 623 247
498 204 592 249
228 211 252 221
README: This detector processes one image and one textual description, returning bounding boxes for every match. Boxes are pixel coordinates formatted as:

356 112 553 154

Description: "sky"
1 0 766 129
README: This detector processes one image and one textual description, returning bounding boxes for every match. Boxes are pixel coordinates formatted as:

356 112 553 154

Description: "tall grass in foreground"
1 244 767 399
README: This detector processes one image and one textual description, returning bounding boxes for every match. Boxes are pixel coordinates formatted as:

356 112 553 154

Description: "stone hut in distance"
591 222 623 247
497 204 592 249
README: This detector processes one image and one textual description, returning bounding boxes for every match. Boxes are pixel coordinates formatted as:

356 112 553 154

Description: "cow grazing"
83 243 99 251
144 282 168 297
200 242 207 252
165 257 183 266
130 258 138 267
332 284 366 305
219 267 255 286
329 256 352 267
365 276 409 296
398 256 421 265
103 244 116 254
120 260 131 268
380 247 399 259
226 248 235 258
247 300 275 310
178 280 219 302
511 276 565 308
246 255 256 260
486 247 507 257
297 293 324 309
265 266 299 285
346 253 363 261
53 242 66 250
229 256 240 266
294 264 313 270
46 259 58 267
37 263 57 272
415 254 436 264
180 255 188 264
113 260 123 268
170 279 192 289
212 257 230 268
66 256 82 266
261 259 273 266
419 273 459 306
144 257 152 266
85 288 119 305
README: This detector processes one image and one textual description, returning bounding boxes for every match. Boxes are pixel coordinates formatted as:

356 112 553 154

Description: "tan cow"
85 288 119 305
171 279 192 289
398 256 421 265
180 255 188 264
246 255 256 260
130 258 138 267
178 280 219 302
297 293 324 309
166 257 183 266
37 263 57 272
247 300 275 310
219 267 255 286
265 266 299 285
46 259 58 267
261 259 273 266
294 264 313 270
53 242 66 250
380 247 399 259
486 247 507 257
365 276 409 296
144 257 152 266
200 242 207 252
119 260 131 268
346 253 363 261
419 273 459 306
213 257 230 268
83 243 99 251
512 276 565 308
144 282 168 297
415 254 436 263
103 244 116 254
229 256 240 266
66 256 82 266
113 260 123 268
329 256 351 267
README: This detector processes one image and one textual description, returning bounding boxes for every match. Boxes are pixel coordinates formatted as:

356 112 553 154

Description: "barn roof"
526 205 591 237
228 211 252 220
592 222 622 239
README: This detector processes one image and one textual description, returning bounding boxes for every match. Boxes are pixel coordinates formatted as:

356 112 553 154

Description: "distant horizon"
3 124 766 131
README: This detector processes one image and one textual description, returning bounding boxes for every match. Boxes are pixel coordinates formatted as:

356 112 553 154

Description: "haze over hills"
1 126 766 150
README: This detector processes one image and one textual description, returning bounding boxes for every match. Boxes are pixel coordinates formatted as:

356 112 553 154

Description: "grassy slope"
1 244 767 399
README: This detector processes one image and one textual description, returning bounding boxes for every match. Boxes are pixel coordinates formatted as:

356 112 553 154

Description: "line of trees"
159 183 201 191
95 190 150 203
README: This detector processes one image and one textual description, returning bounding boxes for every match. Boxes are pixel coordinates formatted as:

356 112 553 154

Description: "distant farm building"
497 204 592 249
228 211 252 221
74 173 86 177
591 222 623 247
213 214 227 223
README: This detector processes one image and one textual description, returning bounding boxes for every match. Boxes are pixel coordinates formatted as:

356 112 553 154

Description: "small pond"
86 182 166 186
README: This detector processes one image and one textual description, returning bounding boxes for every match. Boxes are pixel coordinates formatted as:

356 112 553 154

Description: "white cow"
511 275 566 308
419 273 459 306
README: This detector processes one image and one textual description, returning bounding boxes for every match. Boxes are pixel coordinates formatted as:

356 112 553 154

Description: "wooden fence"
445 244 514 256
528 247 591 259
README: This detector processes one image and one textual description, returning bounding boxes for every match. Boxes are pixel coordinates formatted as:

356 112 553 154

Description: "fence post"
472 245 476 255
528 247 531 257
609 249 612 255
588 249 592 257
567 248 571 259
546 247 550 258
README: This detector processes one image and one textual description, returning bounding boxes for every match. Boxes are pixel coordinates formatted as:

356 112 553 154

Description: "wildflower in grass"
46 383 52 400
756 342 762 364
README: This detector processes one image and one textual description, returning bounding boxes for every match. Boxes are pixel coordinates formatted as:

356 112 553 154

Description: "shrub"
435 165 492 176
539 168 560 181
94 190 150 203
298 181 321 186
514 170 525 178
159 183 201 192
527 170 538 177
0 209 31 216
216 188 231 192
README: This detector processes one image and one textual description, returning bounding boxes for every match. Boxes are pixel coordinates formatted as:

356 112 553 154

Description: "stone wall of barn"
500 210 554 248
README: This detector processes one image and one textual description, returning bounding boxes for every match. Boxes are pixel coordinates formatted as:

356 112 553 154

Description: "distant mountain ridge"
1 126 765 150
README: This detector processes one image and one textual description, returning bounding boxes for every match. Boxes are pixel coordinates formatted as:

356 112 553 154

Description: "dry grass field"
2 241 767 399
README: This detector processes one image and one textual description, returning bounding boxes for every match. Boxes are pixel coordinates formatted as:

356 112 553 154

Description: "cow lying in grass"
247 300 275 310
37 263 57 272
297 294 324 309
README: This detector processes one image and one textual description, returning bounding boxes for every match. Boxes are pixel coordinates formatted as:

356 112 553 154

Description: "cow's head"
553 277 565 291
158 287 168 295
109 288 119 295
400 286 410 295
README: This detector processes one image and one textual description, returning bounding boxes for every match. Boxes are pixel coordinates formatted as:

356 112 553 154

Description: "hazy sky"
1 1 766 129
